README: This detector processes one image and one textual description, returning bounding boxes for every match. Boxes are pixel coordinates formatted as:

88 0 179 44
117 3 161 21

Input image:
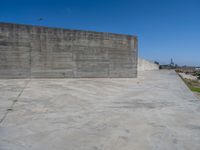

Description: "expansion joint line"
0 79 31 124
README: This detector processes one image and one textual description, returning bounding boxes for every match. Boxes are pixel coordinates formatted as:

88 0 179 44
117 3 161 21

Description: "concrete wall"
138 58 159 71
0 23 138 78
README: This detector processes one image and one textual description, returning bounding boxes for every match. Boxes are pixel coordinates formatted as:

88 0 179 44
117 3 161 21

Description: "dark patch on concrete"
173 138 178 144
125 129 130 133
110 100 175 109
119 136 129 141
6 108 13 111
148 122 166 128
186 124 200 130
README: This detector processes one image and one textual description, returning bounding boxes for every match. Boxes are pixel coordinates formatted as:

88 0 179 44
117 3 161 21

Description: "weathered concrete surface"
138 58 159 71
194 92 200 100
1 70 200 150
0 22 137 78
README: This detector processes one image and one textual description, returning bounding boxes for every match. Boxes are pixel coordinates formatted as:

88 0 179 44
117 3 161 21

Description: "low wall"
0 23 138 78
138 58 159 71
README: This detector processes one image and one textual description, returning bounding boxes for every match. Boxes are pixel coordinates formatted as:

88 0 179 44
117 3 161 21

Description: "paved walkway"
0 70 200 150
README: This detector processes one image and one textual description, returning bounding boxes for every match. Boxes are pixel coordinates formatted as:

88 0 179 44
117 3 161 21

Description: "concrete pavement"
0 70 200 150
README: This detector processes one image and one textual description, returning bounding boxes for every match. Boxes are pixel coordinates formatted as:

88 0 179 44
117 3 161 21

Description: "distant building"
159 65 174 70
159 58 176 70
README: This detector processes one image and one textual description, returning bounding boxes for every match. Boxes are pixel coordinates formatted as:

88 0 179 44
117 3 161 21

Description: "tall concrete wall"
0 23 138 78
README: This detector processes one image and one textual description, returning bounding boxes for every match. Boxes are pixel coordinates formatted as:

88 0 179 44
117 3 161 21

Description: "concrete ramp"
0 70 200 150
138 58 159 71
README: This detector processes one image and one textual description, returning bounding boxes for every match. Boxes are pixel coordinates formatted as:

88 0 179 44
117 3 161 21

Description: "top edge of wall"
0 22 137 39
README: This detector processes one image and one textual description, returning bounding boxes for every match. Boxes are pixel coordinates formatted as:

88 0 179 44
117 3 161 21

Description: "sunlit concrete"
0 70 200 150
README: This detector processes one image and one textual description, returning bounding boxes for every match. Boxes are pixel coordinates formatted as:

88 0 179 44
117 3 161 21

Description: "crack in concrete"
0 79 31 124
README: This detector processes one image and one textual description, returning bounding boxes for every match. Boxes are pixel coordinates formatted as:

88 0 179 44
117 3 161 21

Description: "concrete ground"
194 92 200 100
0 70 200 150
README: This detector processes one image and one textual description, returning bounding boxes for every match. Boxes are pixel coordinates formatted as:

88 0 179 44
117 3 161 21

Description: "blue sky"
0 0 199 66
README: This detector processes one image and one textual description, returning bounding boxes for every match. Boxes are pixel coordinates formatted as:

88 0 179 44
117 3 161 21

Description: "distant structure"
170 58 174 67
0 22 138 78
160 58 177 69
